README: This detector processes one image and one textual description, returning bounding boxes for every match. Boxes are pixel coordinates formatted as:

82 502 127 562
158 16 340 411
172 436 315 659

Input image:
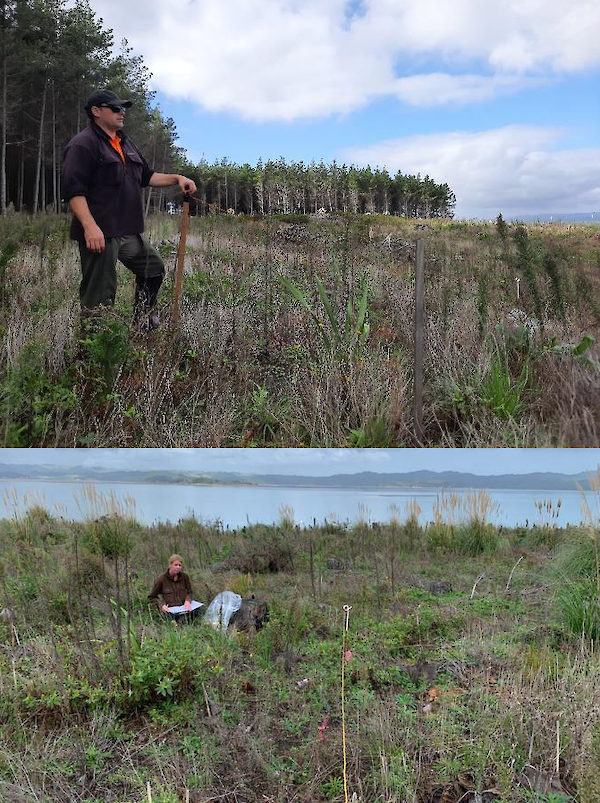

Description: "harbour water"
0 479 591 529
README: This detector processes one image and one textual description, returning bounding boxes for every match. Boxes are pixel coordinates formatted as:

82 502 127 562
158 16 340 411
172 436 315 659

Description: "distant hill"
250 470 592 491
0 464 222 485
0 464 593 491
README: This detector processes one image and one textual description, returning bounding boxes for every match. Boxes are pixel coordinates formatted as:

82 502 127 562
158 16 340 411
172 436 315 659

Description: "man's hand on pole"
177 175 197 196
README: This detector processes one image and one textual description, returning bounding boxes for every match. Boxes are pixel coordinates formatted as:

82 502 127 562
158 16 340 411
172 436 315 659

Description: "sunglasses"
98 104 127 114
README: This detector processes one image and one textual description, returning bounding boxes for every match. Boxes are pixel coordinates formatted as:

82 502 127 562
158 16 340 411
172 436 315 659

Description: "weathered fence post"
171 193 190 326
413 238 425 444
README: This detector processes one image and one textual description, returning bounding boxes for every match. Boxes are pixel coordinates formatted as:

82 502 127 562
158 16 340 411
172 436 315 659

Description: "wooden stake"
202 682 212 717
147 781 152 803
413 238 425 444
172 195 190 326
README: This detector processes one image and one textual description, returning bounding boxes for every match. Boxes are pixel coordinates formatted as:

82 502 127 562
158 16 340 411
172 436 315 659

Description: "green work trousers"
78 234 165 311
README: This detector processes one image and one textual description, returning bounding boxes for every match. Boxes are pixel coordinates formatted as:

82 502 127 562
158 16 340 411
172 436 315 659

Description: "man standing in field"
61 89 197 329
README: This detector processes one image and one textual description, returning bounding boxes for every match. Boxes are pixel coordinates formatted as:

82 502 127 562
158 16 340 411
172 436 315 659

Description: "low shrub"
219 527 296 573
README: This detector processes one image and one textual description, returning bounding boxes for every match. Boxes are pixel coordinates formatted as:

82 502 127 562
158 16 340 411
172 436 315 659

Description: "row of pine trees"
193 158 456 218
2 0 455 219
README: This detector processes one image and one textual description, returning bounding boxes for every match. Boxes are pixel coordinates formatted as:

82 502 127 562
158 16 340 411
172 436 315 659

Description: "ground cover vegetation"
0 210 599 446
1 487 600 802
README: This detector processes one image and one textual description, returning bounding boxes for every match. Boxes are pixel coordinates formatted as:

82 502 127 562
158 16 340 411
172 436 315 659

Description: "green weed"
79 316 134 391
1 341 78 446
348 416 394 447
480 349 529 421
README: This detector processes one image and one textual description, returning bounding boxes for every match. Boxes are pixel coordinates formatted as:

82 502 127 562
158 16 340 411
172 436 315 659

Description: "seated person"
148 554 203 619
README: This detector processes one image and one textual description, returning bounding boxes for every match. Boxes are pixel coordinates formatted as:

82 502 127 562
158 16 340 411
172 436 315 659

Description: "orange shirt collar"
109 134 125 163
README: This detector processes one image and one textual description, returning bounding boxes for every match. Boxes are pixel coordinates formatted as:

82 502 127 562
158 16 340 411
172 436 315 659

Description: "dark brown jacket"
61 122 154 242
148 571 193 608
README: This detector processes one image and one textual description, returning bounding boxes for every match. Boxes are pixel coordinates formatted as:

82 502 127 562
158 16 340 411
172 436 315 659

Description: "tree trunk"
40 140 45 211
32 76 47 215
52 77 57 212
144 126 158 218
17 140 23 211
0 47 6 215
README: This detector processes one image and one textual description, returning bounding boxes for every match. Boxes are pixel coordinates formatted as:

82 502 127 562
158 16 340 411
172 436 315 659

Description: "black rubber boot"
133 275 163 330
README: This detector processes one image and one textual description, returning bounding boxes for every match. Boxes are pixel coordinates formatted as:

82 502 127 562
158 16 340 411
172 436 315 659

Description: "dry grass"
1 213 599 446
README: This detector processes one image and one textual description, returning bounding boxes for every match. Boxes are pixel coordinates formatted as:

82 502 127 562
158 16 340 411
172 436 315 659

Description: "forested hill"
3 0 456 219
0 464 592 491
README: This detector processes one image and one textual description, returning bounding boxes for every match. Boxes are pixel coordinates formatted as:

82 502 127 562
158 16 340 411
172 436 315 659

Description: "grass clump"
555 581 600 641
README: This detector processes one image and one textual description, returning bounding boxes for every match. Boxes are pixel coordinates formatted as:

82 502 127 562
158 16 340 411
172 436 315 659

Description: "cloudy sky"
87 0 600 218
2 449 599 476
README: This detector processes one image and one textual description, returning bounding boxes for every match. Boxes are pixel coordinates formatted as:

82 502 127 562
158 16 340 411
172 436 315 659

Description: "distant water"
508 213 599 224
0 479 591 529
459 213 599 224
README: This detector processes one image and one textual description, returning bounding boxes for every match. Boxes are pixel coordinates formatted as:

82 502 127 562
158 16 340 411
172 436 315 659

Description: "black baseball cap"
85 89 132 110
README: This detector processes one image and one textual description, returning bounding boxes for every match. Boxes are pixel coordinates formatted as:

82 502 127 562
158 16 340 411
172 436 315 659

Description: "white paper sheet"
167 600 204 614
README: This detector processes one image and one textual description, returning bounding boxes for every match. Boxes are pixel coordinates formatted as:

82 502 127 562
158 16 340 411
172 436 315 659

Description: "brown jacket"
148 571 193 608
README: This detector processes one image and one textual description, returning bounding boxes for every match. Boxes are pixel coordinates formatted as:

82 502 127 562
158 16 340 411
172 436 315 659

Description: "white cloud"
87 0 600 121
342 125 600 217
392 73 542 106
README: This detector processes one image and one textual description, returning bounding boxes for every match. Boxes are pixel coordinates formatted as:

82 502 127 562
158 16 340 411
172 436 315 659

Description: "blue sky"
88 0 600 219
3 449 599 476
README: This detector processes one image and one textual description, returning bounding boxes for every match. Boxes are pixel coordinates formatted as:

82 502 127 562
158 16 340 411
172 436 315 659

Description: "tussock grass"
0 213 599 446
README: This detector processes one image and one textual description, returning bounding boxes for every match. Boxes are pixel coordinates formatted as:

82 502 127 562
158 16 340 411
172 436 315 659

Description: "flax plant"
278 274 370 355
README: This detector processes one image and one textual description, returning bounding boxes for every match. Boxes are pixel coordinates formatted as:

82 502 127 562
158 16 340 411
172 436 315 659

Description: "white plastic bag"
203 591 242 631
